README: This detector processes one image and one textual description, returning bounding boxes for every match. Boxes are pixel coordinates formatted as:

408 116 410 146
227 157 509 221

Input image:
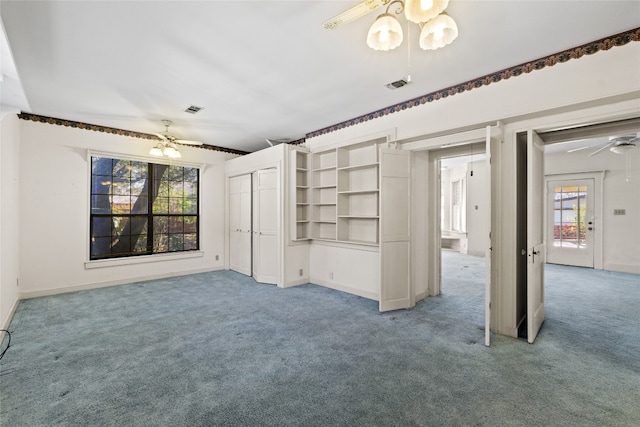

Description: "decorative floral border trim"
17 112 249 156
306 27 640 140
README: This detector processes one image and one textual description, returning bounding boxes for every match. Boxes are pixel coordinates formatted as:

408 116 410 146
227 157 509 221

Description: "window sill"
85 251 205 269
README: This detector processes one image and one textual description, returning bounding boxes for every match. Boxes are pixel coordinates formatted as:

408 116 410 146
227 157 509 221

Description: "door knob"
521 249 526 256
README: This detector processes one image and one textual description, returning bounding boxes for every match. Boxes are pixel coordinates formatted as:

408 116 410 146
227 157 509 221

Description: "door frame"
404 125 499 345
544 172 604 270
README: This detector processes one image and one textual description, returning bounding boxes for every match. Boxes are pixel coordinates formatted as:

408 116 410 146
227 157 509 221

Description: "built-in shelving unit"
292 140 383 245
293 150 311 240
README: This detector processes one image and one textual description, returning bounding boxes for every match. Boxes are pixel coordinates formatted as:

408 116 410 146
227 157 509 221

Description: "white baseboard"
603 263 640 275
280 278 309 288
1 295 20 336
310 277 378 301
19 267 224 300
415 290 428 302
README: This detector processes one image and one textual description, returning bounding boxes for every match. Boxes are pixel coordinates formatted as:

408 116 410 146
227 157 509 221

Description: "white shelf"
337 189 379 195
337 161 379 172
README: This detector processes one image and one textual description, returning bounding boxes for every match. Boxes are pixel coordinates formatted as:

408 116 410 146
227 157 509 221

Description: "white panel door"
253 169 279 284
229 174 252 276
527 130 545 343
546 179 595 268
379 147 411 312
484 126 492 347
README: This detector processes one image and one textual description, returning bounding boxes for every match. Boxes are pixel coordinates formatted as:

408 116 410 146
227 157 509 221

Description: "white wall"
0 114 21 329
18 120 236 297
545 146 640 273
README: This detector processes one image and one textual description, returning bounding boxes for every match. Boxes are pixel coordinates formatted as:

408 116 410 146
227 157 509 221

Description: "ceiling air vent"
386 79 410 90
184 105 203 114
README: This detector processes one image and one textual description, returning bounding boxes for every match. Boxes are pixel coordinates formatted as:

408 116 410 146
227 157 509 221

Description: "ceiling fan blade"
175 139 203 146
567 145 595 153
323 0 388 29
587 142 614 157
154 133 168 141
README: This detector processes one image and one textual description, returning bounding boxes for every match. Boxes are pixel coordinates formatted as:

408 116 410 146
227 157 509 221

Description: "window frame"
86 150 204 265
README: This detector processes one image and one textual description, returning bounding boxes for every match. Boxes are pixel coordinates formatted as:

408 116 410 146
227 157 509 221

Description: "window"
90 156 199 260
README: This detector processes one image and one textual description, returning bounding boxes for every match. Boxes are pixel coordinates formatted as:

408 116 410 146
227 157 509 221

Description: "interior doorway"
516 119 639 343
439 153 488 329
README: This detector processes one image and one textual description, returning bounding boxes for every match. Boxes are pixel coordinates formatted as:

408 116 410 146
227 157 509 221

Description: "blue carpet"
1 252 638 426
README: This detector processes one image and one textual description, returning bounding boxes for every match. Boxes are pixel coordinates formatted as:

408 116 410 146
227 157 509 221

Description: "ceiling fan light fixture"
367 13 404 51
405 0 449 24
610 144 636 155
162 144 180 158
419 13 458 50
149 144 164 157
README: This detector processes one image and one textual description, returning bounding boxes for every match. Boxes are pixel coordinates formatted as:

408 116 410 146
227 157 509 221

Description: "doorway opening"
516 118 640 343
429 143 489 334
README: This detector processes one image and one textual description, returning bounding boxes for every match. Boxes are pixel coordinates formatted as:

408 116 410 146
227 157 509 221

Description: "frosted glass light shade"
163 145 178 157
405 0 449 24
149 145 164 156
419 14 458 50
367 13 403 51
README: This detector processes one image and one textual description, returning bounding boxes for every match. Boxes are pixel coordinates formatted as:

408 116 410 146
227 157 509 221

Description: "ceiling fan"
149 120 203 158
154 119 203 146
568 134 638 157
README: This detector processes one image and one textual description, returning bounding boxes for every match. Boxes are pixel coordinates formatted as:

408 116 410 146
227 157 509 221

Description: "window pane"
92 157 113 176
183 198 197 214
91 195 112 214
169 199 183 214
154 216 168 235
154 233 168 253
169 234 184 252
184 216 197 233
169 182 184 198
169 217 184 234
92 217 112 238
168 166 184 181
131 196 148 214
112 196 131 214
153 197 169 214
184 233 198 250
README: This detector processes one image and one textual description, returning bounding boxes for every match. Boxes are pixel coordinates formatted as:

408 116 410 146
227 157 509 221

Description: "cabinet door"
379 147 411 312
253 168 279 284
229 174 252 276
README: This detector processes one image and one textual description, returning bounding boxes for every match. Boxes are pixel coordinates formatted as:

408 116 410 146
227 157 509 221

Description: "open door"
527 130 545 343
229 174 252 276
252 168 279 284
484 126 492 346
379 147 411 312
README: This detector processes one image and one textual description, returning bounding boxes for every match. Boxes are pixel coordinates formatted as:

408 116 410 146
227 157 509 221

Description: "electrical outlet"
215 254 219 261
299 268 303 276
329 272 334 280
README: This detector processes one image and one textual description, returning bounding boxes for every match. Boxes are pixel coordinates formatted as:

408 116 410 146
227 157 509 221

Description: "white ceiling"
1 1 639 153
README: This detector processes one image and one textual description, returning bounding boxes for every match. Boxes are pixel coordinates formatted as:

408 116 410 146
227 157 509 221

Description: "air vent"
184 105 203 114
386 79 410 90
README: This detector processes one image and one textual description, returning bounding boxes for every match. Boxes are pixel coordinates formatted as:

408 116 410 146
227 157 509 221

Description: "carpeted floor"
1 252 638 426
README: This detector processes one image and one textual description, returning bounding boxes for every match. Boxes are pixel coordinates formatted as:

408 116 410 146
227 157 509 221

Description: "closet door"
253 169 279 284
229 174 252 276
